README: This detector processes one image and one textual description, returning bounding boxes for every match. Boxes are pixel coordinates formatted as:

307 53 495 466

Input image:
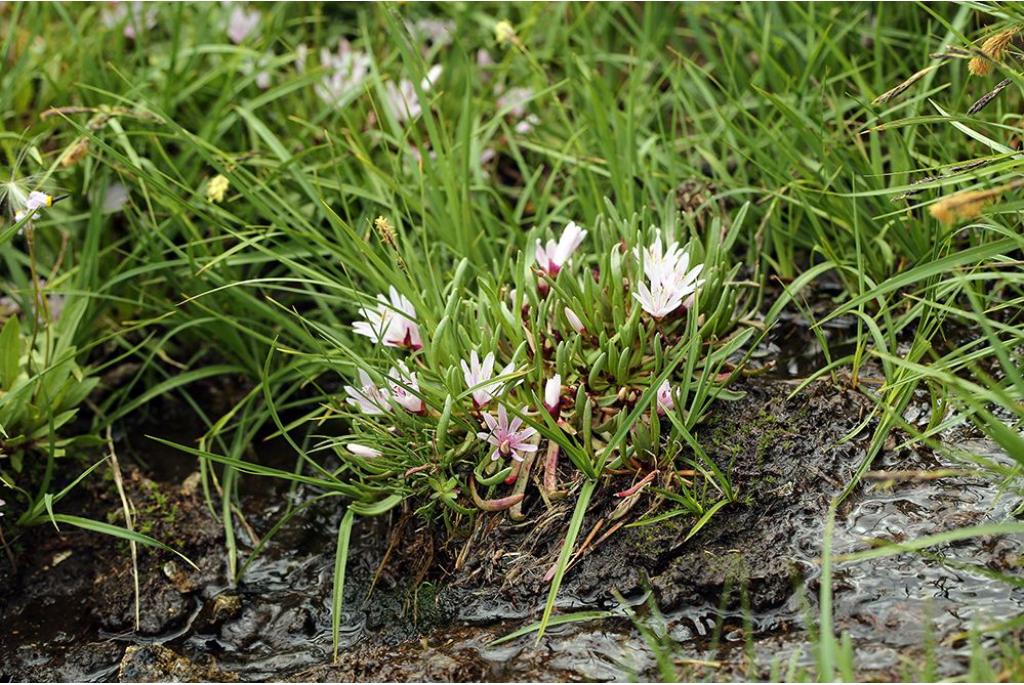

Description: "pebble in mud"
118 644 238 682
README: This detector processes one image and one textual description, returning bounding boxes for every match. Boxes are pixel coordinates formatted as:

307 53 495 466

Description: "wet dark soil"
1 377 1022 682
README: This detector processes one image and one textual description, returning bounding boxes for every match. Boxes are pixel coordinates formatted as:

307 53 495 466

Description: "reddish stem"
614 470 658 498
469 477 524 512
543 441 560 493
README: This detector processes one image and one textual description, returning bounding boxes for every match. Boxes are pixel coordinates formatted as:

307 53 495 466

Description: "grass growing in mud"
1 1 1023 680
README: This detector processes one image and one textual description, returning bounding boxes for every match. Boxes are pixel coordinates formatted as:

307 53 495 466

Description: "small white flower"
384 65 442 123
14 191 50 222
460 350 516 408
633 280 685 320
514 114 540 135
240 51 274 90
496 88 539 134
564 307 586 335
631 231 704 319
655 379 674 416
343 369 391 415
544 374 561 416
227 6 260 44
388 361 425 413
347 443 382 458
534 221 587 276
315 39 371 107
352 287 423 350
294 43 308 73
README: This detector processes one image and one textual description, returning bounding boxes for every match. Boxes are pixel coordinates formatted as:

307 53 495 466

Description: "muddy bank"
1 378 1022 681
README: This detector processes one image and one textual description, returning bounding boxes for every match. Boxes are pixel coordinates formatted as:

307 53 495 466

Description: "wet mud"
1 376 1022 682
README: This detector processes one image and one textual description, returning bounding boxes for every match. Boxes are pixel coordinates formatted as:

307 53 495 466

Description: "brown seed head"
969 26 1020 76
929 179 1024 224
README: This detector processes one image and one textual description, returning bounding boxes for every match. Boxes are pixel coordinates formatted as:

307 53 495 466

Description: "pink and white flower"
315 39 371 107
535 221 587 277
388 361 425 413
227 6 260 44
564 307 586 335
384 65 442 123
461 350 516 408
347 443 382 458
632 231 704 319
544 374 561 416
477 405 538 462
343 369 391 415
655 379 674 416
352 287 423 350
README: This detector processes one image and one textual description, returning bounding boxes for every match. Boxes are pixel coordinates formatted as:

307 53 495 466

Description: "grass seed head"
969 26 1020 76
374 215 397 248
928 180 1024 224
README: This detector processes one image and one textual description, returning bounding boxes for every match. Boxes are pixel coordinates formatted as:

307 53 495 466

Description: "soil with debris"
1 375 1022 682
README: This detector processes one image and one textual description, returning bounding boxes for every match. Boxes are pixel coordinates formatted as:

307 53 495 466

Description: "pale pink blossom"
352 287 422 350
343 369 391 415
655 379 674 416
477 405 538 462
384 65 442 123
347 443 382 458
534 221 587 276
461 351 516 408
564 307 586 335
388 361 425 413
227 6 260 44
315 39 371 107
544 374 561 416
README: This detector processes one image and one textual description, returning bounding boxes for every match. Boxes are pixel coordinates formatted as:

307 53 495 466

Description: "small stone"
162 561 198 594
210 593 242 623
181 471 202 497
